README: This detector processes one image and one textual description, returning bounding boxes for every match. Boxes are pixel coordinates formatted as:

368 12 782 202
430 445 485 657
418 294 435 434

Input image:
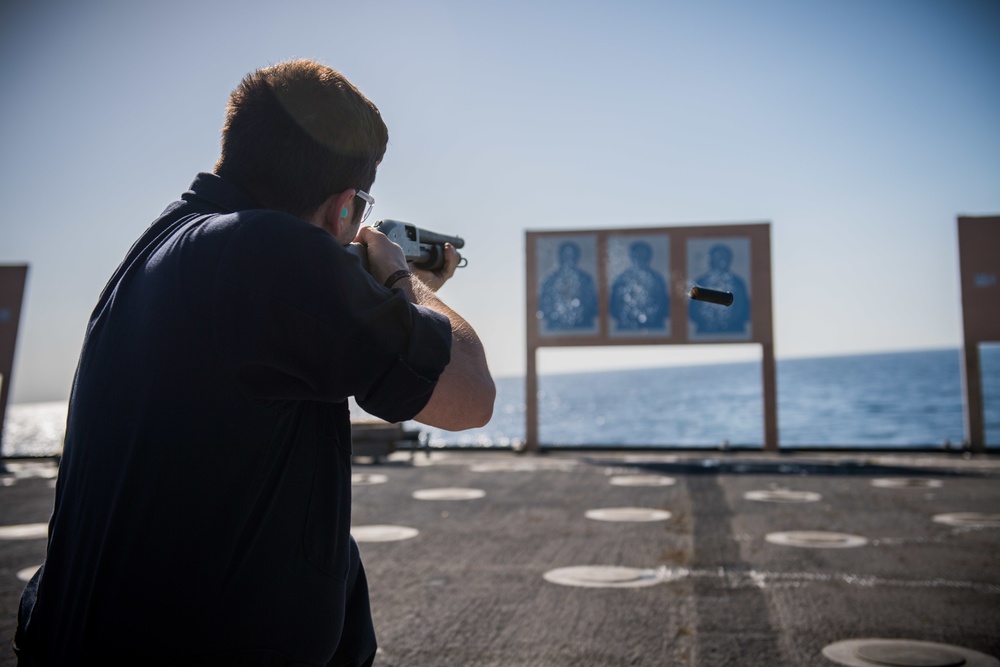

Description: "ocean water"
3 348 998 456
420 347 1000 449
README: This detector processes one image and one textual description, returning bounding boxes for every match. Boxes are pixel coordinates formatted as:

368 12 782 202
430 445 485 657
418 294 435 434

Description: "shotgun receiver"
348 219 466 272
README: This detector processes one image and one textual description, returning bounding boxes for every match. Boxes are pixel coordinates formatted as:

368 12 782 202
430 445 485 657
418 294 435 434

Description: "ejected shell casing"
688 285 734 307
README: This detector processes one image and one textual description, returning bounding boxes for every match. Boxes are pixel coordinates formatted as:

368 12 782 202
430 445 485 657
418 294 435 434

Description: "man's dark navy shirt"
16 174 451 665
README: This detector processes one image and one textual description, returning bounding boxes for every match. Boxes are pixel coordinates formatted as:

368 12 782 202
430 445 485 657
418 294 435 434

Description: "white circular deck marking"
412 488 485 501
745 489 821 503
622 455 679 464
871 478 943 489
585 507 672 522
17 566 40 582
765 531 868 548
351 473 388 485
543 566 666 588
823 638 998 667
933 512 1000 528
470 459 576 473
608 475 677 487
0 523 48 540
351 525 419 542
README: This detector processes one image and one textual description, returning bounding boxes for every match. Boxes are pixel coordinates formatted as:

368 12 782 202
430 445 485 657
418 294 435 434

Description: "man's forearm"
401 278 495 430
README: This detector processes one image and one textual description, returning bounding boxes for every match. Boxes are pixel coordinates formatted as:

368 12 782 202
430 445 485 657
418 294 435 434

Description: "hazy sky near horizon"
2 0 999 403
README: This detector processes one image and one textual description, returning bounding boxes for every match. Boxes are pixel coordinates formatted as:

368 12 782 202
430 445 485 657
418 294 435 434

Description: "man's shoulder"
226 212 338 271
206 209 351 302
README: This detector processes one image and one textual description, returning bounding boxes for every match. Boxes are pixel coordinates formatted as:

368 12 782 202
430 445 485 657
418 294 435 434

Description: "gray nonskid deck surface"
1 451 998 666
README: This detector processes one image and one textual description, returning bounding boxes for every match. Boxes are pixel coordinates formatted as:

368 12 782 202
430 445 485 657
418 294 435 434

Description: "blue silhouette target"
607 234 670 336
687 238 751 340
537 236 599 336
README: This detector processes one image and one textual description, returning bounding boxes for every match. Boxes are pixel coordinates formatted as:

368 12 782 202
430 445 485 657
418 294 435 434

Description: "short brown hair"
214 60 389 219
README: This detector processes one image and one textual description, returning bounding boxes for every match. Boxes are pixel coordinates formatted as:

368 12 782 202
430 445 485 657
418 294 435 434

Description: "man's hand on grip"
354 226 409 286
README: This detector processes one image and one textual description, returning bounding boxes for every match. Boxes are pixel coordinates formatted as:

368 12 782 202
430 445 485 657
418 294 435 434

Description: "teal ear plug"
341 208 349 219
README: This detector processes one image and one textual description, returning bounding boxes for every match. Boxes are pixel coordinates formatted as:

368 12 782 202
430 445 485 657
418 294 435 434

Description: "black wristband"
384 269 412 289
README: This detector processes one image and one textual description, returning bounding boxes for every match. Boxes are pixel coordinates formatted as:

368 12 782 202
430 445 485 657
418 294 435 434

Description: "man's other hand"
411 243 459 292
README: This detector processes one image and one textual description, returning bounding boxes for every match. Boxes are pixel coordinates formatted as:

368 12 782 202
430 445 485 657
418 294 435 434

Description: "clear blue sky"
2 0 998 403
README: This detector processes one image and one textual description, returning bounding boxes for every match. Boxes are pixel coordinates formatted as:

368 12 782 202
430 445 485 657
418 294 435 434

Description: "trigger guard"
456 257 468 268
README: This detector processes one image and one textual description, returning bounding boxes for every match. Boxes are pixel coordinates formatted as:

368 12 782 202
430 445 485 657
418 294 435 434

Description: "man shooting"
14 59 495 666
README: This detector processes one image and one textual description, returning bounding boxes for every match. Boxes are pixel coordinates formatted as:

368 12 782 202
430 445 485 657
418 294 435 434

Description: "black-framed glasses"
355 189 375 223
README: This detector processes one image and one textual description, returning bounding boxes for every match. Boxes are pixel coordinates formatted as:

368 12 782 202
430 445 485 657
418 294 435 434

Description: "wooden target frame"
525 223 776 450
